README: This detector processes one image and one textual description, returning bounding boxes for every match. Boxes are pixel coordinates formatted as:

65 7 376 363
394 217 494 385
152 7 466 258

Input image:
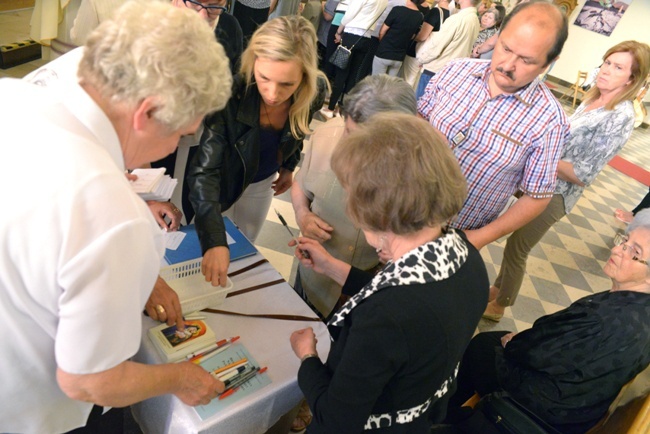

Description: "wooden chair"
587 366 650 433
559 70 588 108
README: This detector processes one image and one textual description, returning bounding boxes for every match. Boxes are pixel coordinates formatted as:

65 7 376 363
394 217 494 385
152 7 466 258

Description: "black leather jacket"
187 74 326 253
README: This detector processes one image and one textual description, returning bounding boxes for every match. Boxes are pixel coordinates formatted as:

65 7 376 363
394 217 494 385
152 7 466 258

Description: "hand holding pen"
292 237 352 286
274 209 311 259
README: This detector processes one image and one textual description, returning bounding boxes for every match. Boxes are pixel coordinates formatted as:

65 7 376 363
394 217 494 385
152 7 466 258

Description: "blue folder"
164 217 257 265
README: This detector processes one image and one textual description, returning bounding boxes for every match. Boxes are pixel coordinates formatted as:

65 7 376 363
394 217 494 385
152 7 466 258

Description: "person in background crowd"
233 0 272 43
316 0 340 79
418 0 569 251
371 0 425 76
270 0 302 19
0 3 232 433
302 0 323 28
444 209 650 434
290 113 488 433
320 0 388 119
470 4 505 59
187 16 327 288
415 0 479 99
323 0 351 86
477 0 490 15
615 187 650 223
401 0 450 86
70 0 127 46
485 40 650 321
356 0 417 84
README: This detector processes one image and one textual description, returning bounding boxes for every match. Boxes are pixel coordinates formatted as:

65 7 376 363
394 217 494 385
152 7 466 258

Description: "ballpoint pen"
219 367 268 400
274 209 310 259
217 365 250 382
187 336 240 362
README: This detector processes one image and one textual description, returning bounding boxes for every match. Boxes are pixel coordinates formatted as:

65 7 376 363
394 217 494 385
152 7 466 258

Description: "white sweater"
341 0 388 36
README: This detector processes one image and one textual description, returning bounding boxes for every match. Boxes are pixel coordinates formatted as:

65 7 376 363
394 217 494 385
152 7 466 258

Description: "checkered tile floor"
255 102 650 334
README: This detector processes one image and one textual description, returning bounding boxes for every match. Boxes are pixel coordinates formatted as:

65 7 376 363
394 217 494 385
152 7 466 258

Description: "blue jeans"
416 69 436 101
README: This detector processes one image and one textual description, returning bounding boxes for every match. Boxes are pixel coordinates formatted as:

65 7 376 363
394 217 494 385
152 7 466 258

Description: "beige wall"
550 0 650 92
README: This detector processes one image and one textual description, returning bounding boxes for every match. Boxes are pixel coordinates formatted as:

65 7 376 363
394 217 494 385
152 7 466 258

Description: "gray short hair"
627 209 650 234
78 0 232 131
341 75 417 124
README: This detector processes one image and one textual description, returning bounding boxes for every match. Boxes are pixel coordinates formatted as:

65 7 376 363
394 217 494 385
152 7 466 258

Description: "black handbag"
329 44 353 69
476 391 562 434
328 9 385 70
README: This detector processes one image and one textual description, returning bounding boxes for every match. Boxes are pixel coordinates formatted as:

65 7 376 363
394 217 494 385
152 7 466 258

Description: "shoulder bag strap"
348 7 386 50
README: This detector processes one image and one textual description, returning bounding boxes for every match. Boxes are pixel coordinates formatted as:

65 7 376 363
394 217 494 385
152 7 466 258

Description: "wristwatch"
300 353 319 362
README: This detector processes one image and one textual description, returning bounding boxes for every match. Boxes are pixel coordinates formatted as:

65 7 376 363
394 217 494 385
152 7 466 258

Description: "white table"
132 253 331 434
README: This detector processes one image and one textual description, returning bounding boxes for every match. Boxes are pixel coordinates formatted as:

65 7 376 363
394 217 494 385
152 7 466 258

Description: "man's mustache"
496 67 514 80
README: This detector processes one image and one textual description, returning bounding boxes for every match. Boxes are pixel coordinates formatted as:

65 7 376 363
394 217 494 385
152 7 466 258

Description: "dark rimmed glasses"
183 0 227 17
613 232 649 265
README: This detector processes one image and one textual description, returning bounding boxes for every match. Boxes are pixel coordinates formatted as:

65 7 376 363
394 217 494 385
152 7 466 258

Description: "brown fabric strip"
225 278 285 298
202 308 321 322
227 259 269 277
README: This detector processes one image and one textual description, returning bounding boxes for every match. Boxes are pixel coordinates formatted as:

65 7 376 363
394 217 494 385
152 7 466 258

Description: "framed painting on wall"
573 0 633 37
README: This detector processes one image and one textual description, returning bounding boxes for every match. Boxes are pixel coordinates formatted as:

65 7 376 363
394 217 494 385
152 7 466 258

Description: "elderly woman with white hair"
445 209 650 433
0 2 232 433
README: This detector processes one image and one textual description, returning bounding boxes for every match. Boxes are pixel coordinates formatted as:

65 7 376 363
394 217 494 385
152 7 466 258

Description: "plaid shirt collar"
472 67 541 108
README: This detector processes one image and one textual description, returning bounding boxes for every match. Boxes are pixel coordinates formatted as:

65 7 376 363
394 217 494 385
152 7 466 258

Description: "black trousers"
328 34 371 111
633 187 650 214
65 406 125 434
447 331 510 412
356 36 379 83
233 2 270 44
323 24 340 81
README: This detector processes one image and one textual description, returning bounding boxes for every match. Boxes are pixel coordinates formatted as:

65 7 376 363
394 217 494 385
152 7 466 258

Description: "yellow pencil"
211 358 248 376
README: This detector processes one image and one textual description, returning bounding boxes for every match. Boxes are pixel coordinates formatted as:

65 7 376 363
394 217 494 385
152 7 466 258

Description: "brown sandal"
290 400 313 432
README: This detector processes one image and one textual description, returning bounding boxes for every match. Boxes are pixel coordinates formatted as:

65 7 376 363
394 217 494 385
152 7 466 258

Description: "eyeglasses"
182 0 227 17
613 232 649 265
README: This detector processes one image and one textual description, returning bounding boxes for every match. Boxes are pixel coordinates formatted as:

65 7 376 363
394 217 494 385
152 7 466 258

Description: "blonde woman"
188 15 328 287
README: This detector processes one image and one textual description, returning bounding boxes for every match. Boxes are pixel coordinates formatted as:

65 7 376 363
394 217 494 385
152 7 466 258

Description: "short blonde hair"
78 0 232 131
240 15 328 138
331 113 467 235
583 41 650 111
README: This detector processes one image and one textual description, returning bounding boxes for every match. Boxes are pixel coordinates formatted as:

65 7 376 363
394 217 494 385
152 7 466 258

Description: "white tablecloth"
132 253 331 434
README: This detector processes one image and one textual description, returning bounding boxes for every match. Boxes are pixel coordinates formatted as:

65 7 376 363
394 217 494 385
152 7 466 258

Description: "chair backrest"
587 365 650 433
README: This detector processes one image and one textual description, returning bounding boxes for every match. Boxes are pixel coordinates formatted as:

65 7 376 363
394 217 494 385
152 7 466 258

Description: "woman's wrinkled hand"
290 237 333 274
173 362 225 406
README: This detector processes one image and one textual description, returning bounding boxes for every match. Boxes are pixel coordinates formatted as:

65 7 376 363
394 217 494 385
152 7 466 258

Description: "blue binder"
164 217 257 265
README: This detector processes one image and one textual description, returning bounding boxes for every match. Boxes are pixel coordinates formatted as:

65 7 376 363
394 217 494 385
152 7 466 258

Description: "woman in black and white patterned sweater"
288 113 489 433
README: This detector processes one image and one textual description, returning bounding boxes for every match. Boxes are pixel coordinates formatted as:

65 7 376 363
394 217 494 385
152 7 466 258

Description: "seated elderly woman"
444 209 650 434
289 113 489 433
